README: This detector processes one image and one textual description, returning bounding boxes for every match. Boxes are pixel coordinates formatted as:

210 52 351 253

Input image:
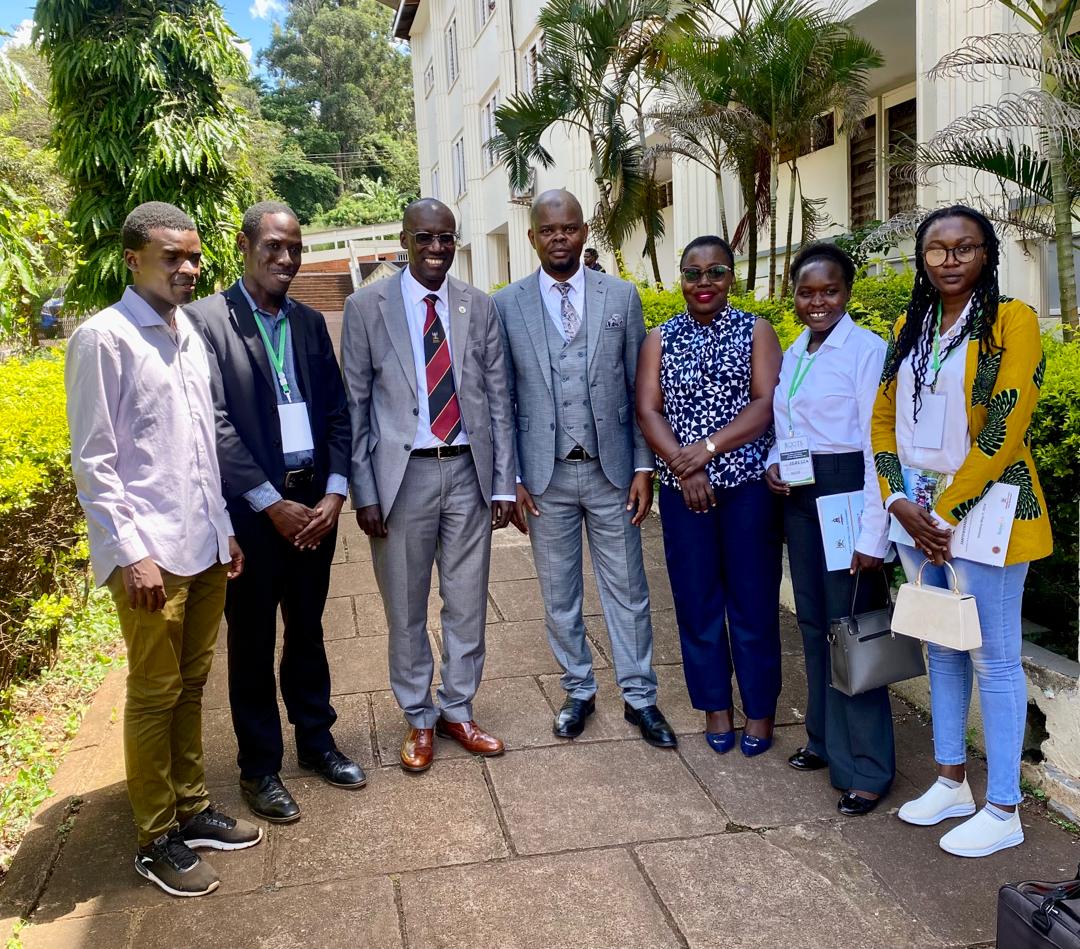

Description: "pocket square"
605 314 625 328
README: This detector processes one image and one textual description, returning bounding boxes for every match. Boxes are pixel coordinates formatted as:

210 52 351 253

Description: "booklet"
815 490 865 572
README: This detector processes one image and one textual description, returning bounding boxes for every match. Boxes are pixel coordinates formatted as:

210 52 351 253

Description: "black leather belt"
283 468 314 489
412 444 471 459
564 446 591 461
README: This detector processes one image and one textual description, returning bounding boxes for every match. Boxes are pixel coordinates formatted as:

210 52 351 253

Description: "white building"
383 0 1073 317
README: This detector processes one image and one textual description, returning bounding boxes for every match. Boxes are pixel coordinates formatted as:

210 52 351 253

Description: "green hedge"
640 273 1078 658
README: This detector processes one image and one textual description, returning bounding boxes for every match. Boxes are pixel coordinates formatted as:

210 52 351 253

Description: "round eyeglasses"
923 243 985 267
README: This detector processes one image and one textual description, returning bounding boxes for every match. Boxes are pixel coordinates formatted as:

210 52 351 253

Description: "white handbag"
892 560 983 651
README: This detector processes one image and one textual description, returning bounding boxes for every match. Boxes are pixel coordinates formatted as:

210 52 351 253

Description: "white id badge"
278 401 315 453
777 435 815 485
913 392 948 450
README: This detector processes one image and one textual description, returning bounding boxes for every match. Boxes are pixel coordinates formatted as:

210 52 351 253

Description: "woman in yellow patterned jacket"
871 205 1052 859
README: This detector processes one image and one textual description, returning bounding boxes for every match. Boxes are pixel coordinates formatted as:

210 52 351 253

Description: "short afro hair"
790 241 856 288
241 201 299 241
121 202 197 251
680 235 735 269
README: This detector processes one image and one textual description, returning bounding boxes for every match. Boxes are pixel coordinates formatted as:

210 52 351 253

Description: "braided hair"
882 205 1002 421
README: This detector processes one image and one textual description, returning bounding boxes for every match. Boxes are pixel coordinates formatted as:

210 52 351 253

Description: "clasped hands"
890 498 953 565
668 439 714 514
268 494 345 550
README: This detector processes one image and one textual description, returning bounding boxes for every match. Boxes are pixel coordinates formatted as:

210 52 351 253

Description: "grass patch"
0 582 123 877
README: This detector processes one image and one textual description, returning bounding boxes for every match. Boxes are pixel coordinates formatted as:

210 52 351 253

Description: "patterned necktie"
422 293 462 444
555 282 580 343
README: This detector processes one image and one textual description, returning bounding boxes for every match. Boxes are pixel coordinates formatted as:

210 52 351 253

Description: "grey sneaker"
180 806 263 851
135 831 220 897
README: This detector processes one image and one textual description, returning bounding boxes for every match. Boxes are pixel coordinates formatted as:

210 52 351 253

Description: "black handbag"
998 864 1080 948
828 569 926 697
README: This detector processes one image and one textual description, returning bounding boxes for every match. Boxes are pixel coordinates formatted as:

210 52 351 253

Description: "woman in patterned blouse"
637 235 784 757
870 206 1052 858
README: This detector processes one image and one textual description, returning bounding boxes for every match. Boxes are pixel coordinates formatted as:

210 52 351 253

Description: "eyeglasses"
923 243 985 267
404 230 459 247
680 265 733 284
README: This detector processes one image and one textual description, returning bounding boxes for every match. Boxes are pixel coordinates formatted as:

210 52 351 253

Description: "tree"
33 0 256 311
270 150 341 224
492 0 703 282
891 0 1079 330
260 0 417 196
314 177 407 227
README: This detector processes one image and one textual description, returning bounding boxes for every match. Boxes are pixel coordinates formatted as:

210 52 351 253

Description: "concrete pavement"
1 511 1077 949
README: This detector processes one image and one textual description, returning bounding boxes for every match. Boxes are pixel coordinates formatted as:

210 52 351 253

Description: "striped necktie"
422 293 462 444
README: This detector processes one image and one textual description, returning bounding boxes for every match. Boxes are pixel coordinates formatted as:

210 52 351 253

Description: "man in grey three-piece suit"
492 189 676 748
340 199 516 773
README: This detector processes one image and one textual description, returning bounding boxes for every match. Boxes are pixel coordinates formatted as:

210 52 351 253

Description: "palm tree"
490 0 703 283
892 0 1079 329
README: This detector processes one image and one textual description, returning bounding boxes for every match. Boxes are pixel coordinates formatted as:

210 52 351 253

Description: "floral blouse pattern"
658 306 773 490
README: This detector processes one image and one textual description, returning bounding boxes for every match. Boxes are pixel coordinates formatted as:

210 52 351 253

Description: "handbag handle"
914 558 962 595
848 567 893 617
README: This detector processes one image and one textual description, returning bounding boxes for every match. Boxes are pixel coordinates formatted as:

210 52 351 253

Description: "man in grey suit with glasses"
492 189 675 748
340 198 516 773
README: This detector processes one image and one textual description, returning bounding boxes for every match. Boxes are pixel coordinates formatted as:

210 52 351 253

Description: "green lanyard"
252 310 292 401
785 347 816 435
930 301 962 392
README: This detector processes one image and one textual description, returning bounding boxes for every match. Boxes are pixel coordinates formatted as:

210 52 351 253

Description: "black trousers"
785 452 895 795
225 486 338 778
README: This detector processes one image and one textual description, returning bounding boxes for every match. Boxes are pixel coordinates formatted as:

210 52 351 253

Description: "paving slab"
487 544 539 582
132 875 402 949
486 741 725 854
353 592 390 635
371 676 559 764
678 724 920 829
20 912 132 949
476 620 588 679
400 849 680 949
321 594 358 640
32 784 269 922
487 579 547 623
842 803 1079 946
636 830 940 949
271 757 508 884
324 635 395 694
327 560 381 598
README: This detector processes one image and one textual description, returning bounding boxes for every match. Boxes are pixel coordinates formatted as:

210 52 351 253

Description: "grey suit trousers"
528 458 657 708
371 454 491 729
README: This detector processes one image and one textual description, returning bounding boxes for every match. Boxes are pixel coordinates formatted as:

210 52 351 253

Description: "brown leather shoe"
435 719 505 756
400 727 434 772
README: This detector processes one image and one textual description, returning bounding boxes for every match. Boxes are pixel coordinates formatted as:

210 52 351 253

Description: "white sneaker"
939 808 1024 858
897 778 976 826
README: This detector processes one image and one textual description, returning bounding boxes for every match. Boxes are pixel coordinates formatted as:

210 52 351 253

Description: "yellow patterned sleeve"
870 316 906 502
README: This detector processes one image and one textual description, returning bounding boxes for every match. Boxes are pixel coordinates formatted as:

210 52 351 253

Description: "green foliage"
847 268 915 338
314 177 406 228
270 150 341 224
833 220 899 270
34 0 257 312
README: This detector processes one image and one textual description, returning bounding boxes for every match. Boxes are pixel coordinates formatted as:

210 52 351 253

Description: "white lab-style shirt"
767 313 889 557
399 268 515 501
538 263 586 340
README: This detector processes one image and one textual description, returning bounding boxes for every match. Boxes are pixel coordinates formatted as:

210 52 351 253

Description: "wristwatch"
705 436 717 454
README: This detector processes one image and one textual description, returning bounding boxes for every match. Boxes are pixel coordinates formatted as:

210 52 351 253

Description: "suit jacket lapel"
380 274 418 393
584 268 606 375
448 277 470 383
224 282 276 396
519 273 553 399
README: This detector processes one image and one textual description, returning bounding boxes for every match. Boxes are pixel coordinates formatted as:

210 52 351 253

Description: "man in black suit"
186 201 365 824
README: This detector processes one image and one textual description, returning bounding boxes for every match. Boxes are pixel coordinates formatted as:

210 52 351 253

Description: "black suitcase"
998 864 1080 947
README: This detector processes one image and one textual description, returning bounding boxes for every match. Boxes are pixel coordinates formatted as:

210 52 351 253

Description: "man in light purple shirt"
65 202 260 898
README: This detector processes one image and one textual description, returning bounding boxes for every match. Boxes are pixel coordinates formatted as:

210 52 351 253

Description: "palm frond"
930 32 1080 83
925 89 1080 151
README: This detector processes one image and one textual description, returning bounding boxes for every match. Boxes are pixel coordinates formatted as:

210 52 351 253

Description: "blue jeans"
895 544 1029 806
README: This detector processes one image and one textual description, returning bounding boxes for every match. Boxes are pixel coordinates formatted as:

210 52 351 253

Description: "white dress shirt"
65 287 233 586
767 313 889 557
538 263 586 340
399 268 515 501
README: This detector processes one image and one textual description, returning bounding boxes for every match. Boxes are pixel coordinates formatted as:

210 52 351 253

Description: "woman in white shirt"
765 243 893 817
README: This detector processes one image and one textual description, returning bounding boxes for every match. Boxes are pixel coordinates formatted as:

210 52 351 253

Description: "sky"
0 0 284 67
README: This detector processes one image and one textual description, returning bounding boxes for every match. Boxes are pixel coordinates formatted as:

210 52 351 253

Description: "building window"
431 166 440 201
887 98 917 217
446 18 460 85
423 59 435 97
849 114 877 229
656 179 674 209
522 35 544 94
452 138 467 198
477 0 494 31
779 112 836 164
481 90 500 172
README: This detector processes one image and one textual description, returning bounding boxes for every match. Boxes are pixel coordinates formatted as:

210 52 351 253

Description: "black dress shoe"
624 703 678 748
788 747 828 772
239 773 301 824
298 749 367 788
838 791 881 816
553 695 596 738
